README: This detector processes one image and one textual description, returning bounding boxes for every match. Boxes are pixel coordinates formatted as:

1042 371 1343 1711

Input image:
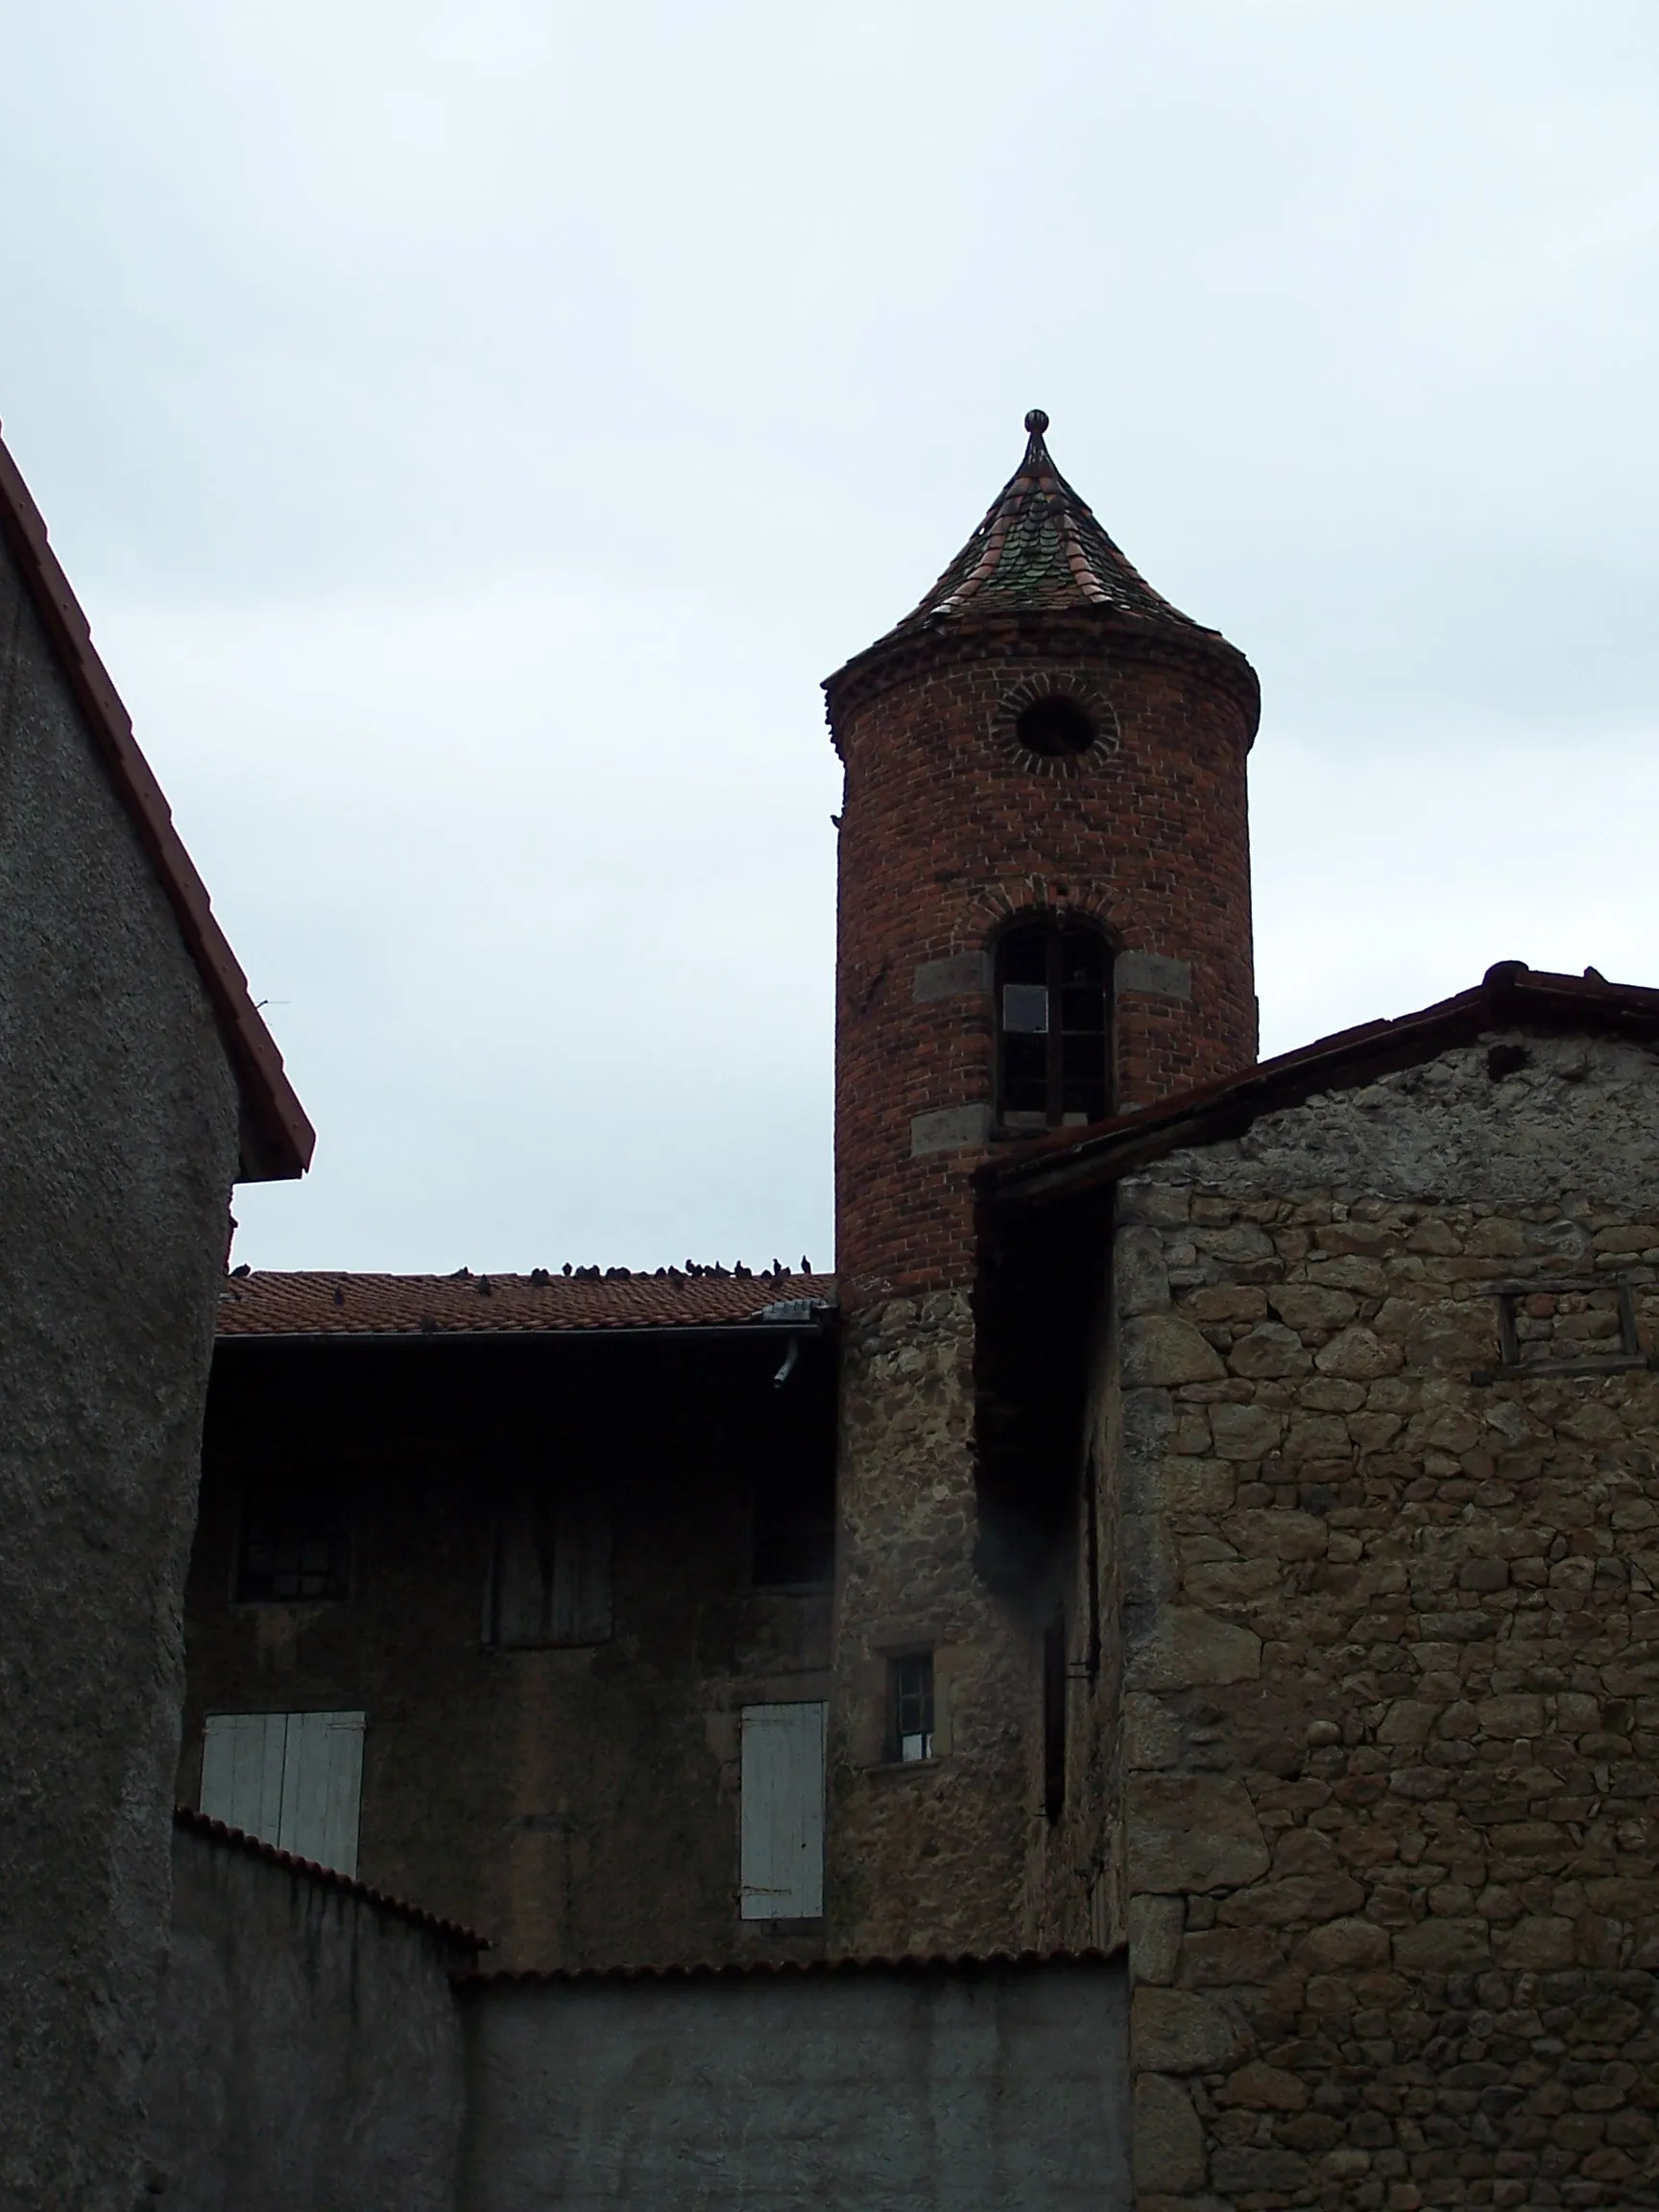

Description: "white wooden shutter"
201 1712 286 1840
199 1710 365 1878
277 1711 365 1876
739 1701 827 1920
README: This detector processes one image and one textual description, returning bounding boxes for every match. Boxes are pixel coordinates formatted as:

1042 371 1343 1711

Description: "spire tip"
1023 407 1049 436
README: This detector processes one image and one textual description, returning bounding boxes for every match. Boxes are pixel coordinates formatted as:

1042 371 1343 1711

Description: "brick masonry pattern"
828 616 1259 1305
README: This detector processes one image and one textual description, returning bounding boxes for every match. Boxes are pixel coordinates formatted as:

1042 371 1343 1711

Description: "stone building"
169 414 1659 2207
0 427 312 2210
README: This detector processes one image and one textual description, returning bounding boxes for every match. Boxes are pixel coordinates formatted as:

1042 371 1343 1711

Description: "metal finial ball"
1024 408 1049 435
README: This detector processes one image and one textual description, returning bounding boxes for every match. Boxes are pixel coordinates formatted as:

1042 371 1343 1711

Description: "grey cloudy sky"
5 0 1657 1271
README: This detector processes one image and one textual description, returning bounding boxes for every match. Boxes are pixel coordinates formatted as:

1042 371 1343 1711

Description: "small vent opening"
1016 696 1095 757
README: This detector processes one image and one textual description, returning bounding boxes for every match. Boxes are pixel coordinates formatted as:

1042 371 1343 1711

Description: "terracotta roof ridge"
455 1942 1120 1988
174 1807 489 1947
0 427 313 1181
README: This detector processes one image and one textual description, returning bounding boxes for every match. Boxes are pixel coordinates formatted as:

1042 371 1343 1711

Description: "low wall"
144 1815 476 2211
458 1951 1130 2210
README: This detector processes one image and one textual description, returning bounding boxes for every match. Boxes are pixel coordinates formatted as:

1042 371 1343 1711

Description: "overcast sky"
5 1 1658 1272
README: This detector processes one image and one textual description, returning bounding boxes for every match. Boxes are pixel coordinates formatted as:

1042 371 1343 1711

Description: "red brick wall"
828 615 1260 1301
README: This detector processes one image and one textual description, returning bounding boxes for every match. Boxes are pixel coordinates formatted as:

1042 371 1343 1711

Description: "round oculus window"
1016 695 1096 757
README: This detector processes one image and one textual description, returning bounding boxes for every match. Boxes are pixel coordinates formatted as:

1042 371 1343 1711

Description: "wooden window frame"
994 917 1113 1133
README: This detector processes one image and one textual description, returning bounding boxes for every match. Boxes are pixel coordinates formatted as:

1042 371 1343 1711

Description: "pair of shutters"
199 1710 366 1877
738 1701 826 1920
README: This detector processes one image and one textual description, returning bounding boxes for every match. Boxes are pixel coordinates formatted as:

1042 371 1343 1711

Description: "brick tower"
822 412 1260 1953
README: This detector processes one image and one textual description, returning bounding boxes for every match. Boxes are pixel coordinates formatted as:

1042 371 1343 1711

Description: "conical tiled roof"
877 410 1209 644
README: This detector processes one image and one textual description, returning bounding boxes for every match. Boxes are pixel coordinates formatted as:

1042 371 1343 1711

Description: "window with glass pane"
995 920 1111 1130
891 1653 935 1763
236 1472 349 1602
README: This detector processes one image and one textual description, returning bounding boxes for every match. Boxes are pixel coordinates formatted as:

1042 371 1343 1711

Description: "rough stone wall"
830 622 1256 1301
1109 1031 1659 2211
461 1954 1130 2211
144 1823 469 2210
829 1290 1039 1951
0 532 241 2206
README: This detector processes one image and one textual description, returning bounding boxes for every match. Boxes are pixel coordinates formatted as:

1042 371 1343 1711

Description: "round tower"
821 414 1260 1958
826 408 1260 1308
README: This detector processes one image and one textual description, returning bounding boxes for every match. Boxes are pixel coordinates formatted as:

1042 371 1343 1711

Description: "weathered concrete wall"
145 1822 469 2209
461 1953 1130 2210
0 534 241 2205
1109 1031 1659 2209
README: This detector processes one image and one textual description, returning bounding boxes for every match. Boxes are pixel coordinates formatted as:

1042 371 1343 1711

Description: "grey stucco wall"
0 536 242 2209
145 1825 469 2210
460 1954 1130 2211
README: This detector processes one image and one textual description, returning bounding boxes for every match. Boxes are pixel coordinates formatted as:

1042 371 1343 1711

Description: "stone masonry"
1107 1029 1659 2210
825 416 1259 1957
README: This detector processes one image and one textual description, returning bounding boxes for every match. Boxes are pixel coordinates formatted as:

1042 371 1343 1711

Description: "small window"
486 1487 612 1647
236 1472 349 1602
890 1653 935 1763
996 918 1112 1132
1043 1618 1068 1822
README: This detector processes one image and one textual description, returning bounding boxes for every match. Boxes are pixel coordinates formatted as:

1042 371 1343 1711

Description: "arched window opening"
996 919 1112 1132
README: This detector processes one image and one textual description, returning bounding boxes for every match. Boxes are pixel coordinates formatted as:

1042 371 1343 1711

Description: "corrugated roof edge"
984 962 1659 1208
174 1807 488 1949
0 427 314 1181
456 1943 1120 1988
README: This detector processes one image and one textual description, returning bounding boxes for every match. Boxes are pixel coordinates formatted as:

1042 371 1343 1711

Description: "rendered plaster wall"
144 1825 469 2210
0 538 240 2206
1109 1031 1659 2210
461 1954 1130 2211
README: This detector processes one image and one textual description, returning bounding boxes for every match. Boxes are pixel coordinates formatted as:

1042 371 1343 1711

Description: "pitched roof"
986 963 1659 1209
217 1268 837 1339
0 427 313 1181
854 410 1219 656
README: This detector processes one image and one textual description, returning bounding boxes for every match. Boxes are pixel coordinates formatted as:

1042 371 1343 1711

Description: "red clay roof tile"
217 1269 837 1337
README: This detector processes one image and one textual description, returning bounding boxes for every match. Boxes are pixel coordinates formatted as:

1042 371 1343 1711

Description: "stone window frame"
1475 1274 1650 1382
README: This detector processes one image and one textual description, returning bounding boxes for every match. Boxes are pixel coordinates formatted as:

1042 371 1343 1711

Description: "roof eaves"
0 429 314 1182
454 1943 1120 1989
214 1318 837 1347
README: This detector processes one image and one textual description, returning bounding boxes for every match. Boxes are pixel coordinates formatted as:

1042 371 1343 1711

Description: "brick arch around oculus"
989 671 1121 778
